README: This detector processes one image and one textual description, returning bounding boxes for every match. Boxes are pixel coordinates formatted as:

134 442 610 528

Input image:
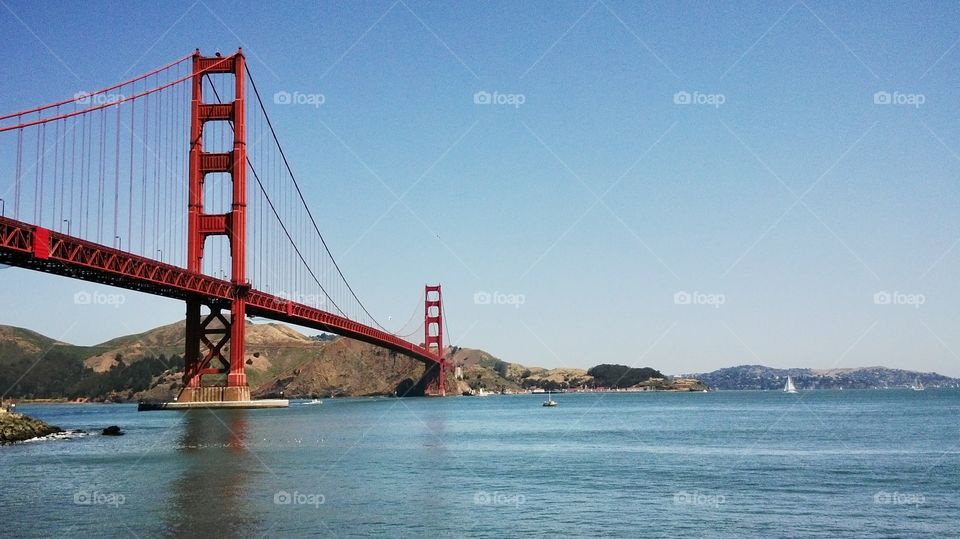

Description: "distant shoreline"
10 386 958 406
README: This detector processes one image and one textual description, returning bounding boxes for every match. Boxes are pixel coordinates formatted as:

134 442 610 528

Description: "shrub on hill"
586 364 663 388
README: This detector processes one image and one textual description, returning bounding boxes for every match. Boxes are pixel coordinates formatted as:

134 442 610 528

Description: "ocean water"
2 390 958 537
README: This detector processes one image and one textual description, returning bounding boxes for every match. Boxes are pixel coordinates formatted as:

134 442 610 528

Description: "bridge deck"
0 216 442 366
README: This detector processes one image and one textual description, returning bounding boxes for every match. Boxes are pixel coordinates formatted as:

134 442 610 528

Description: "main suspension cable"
244 64 397 334
206 80 347 318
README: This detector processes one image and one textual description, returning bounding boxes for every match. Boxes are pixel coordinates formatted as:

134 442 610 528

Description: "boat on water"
304 399 323 405
911 378 925 391
784 376 798 394
542 390 558 407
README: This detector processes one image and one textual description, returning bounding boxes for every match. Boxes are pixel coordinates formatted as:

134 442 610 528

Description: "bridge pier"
166 300 275 409
177 386 251 403
179 299 257 403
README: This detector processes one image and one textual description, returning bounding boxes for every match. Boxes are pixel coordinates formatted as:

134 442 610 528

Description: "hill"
0 323 448 401
0 323 701 400
252 337 442 399
692 365 960 390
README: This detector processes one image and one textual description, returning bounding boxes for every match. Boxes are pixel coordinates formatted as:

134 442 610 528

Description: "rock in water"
102 425 124 436
0 412 63 444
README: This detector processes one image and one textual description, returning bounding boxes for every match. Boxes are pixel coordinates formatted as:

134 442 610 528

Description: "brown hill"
83 321 185 372
0 325 66 356
251 337 450 398
2 322 688 401
0 322 455 400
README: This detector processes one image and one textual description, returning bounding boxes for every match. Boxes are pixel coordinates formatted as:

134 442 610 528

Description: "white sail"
784 376 797 393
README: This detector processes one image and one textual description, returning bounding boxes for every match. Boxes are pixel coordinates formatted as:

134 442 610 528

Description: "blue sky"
2 0 960 376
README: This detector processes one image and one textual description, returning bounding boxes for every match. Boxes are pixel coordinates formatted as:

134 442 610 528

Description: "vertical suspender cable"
15 117 23 218
128 97 135 250
35 123 44 224
114 103 121 244
98 111 106 243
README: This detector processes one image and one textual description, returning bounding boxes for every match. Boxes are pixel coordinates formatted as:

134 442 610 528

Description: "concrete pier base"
177 386 252 403
138 399 288 411
138 385 288 411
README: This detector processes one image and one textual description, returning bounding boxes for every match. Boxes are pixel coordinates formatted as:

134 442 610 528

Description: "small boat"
911 378 925 391
542 390 558 407
304 399 323 405
784 376 798 394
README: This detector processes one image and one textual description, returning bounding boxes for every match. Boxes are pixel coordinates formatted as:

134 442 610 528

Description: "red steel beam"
0 216 442 366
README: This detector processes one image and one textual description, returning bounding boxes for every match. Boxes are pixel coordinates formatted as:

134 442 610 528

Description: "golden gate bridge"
0 49 449 406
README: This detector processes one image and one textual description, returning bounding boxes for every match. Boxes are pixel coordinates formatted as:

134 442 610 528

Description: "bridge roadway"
0 215 442 366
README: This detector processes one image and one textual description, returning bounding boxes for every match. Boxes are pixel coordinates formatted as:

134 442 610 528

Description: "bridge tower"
424 284 446 396
180 49 249 403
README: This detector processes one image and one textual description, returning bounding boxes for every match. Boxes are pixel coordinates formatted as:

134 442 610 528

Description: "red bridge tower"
180 50 249 403
424 284 447 396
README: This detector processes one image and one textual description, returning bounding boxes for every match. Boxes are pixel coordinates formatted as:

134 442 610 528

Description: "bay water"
2 390 958 537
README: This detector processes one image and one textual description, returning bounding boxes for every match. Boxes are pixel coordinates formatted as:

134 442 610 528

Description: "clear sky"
1 0 960 376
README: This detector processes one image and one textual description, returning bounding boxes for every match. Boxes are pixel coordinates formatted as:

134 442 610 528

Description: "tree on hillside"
587 364 663 388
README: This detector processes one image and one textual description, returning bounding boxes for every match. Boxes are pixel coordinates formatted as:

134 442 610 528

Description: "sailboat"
542 390 558 407
784 376 798 394
910 378 925 391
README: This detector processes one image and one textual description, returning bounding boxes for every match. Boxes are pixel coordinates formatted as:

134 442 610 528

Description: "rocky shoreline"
0 411 62 444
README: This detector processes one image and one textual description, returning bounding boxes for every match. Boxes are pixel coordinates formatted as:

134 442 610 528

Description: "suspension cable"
392 289 426 338
206 81 347 318
0 52 193 121
244 64 396 333
0 56 231 133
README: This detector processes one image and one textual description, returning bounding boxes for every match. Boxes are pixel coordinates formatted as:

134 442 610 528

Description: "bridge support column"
224 296 248 401
183 299 202 391
176 49 253 404
180 303 240 402
424 285 447 396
